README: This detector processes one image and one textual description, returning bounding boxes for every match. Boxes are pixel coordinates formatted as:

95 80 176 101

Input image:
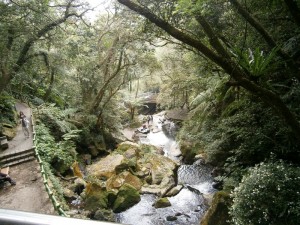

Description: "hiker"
0 172 16 185
20 111 29 138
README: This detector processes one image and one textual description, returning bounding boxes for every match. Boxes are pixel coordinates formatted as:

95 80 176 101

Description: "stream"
116 113 216 225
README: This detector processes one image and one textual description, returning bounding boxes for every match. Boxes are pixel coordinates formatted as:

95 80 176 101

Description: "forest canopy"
1 0 300 224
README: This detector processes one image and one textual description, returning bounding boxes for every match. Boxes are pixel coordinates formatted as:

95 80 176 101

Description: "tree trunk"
43 70 55 101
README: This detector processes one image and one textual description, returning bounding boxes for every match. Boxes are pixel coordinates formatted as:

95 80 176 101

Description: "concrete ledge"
0 136 8 150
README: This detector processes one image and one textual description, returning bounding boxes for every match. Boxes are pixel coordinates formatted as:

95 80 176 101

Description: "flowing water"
116 114 216 225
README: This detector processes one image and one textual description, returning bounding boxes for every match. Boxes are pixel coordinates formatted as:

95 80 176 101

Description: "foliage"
42 162 69 210
0 92 17 127
35 104 78 140
35 122 78 174
230 160 300 225
237 47 280 77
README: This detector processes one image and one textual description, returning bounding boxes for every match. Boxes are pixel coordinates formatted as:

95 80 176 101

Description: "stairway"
0 147 36 168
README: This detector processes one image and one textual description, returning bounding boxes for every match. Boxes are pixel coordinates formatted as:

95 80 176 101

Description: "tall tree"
0 0 89 95
116 0 300 141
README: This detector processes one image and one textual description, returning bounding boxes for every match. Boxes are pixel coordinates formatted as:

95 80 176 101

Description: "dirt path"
0 102 55 215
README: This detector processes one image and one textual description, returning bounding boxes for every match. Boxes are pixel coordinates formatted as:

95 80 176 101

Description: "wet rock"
164 185 183 197
153 197 171 208
112 183 141 213
166 215 177 221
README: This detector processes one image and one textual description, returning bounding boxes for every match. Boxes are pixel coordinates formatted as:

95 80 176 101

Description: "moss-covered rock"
84 183 109 211
200 191 231 225
106 171 142 191
153 197 171 208
116 141 139 153
112 183 141 213
93 209 115 222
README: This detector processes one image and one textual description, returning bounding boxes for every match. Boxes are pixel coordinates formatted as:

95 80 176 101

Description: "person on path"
0 172 16 185
19 111 29 138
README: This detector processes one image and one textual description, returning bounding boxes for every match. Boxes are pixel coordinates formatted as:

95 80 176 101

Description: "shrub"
230 160 300 225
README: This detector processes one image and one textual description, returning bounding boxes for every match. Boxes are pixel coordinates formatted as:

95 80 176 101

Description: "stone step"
0 147 35 161
0 149 35 166
0 156 36 168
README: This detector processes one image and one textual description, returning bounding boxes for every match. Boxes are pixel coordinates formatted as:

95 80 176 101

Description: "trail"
0 102 55 215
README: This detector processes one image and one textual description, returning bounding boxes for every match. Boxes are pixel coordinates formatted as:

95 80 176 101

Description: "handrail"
0 209 120 225
30 111 68 217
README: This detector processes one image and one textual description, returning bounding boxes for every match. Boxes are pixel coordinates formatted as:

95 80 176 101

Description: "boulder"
115 156 137 175
86 154 124 180
84 183 109 211
112 183 141 213
106 171 142 191
153 197 171 208
164 185 183 197
141 176 176 196
93 209 115 222
166 215 177 221
200 191 231 225
145 154 177 185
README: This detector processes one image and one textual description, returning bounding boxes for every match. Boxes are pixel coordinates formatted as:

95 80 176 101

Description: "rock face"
200 191 231 225
83 141 179 213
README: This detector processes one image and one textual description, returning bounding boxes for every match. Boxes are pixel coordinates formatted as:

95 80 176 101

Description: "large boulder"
86 154 124 180
112 183 141 213
84 183 110 211
148 154 177 185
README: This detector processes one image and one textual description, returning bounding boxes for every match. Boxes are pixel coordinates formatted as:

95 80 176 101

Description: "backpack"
22 118 29 128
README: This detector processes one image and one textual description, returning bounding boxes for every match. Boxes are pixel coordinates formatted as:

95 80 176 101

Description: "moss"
154 197 171 208
200 191 231 225
112 183 141 213
84 190 109 211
